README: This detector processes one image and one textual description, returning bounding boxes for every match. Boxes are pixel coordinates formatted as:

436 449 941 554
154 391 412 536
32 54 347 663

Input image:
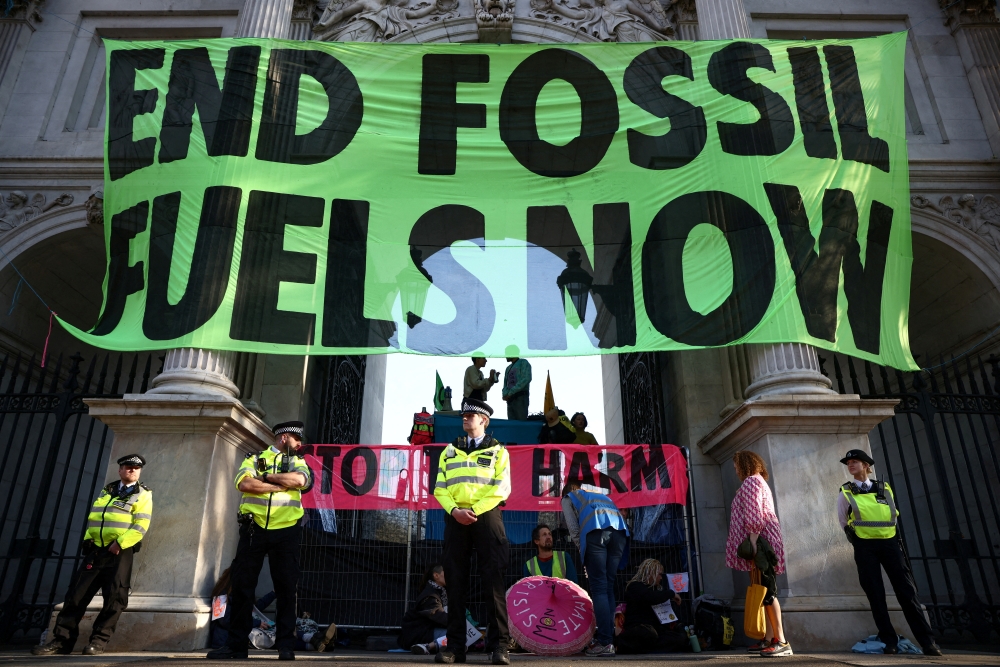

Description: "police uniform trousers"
52 546 134 647
852 536 934 649
227 522 302 652
442 508 510 654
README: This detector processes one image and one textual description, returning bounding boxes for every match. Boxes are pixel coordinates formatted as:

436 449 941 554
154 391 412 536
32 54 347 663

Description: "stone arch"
909 207 1000 294
908 227 1000 361
0 203 93 275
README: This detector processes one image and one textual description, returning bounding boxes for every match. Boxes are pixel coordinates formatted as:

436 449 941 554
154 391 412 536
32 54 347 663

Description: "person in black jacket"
616 559 689 654
537 409 576 444
400 564 449 655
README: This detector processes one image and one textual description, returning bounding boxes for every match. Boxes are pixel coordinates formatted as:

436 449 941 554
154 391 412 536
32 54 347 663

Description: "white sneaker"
585 643 616 657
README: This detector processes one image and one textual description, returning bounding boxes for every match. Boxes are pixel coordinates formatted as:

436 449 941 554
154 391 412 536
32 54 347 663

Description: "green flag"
434 372 447 412
73 34 916 369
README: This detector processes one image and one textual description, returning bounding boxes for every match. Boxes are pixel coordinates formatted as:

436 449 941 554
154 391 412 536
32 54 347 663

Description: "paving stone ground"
2 648 998 667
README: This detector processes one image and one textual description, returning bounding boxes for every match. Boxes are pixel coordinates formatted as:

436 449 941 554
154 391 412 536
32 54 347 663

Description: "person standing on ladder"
434 397 512 665
522 524 577 583
207 422 313 661
838 449 943 656
33 455 152 656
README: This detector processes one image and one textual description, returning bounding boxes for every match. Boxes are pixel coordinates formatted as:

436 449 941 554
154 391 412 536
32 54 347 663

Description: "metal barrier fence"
298 449 701 631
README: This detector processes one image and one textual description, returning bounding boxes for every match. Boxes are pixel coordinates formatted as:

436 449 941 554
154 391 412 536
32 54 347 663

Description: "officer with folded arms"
434 398 512 665
208 422 313 661
838 449 942 656
33 455 152 656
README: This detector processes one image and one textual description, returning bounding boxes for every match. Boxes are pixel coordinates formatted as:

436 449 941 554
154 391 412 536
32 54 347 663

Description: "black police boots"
435 649 466 663
82 643 105 656
32 639 73 656
278 649 295 661
205 645 248 659
490 646 511 665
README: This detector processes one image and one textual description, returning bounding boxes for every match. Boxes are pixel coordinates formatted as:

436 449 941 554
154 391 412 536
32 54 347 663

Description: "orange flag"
543 371 555 414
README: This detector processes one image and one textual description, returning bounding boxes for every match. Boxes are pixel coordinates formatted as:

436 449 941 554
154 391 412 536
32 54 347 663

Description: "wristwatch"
262 472 269 483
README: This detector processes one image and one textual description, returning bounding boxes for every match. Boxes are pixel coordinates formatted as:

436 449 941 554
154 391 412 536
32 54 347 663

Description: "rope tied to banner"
0 243 58 367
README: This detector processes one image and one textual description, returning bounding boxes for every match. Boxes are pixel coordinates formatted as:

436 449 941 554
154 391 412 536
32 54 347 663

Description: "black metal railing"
825 352 1000 644
0 351 156 643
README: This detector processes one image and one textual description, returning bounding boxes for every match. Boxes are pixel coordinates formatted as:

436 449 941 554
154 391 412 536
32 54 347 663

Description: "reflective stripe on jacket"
526 552 566 578
433 437 511 516
84 481 153 549
568 488 628 555
841 480 899 539
236 449 313 530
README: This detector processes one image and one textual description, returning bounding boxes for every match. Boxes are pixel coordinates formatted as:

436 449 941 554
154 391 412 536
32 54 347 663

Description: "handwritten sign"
652 600 678 625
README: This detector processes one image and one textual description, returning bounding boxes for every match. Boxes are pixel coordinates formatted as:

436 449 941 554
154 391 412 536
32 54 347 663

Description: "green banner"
67 33 916 369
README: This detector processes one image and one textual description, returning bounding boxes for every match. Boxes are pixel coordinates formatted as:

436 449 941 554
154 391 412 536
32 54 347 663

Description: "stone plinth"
46 394 272 652
699 393 902 651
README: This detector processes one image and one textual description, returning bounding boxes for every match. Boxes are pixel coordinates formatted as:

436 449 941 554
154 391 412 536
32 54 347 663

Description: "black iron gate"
829 353 1000 644
0 351 155 643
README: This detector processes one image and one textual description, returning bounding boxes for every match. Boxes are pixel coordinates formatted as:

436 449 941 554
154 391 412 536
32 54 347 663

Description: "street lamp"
556 248 593 324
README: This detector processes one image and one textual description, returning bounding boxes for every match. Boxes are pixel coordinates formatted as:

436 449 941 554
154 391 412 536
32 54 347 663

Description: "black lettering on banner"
598 451 627 493
92 202 149 335
623 46 707 170
143 187 241 340
823 45 890 173
500 49 619 177
316 446 342 494
256 49 363 165
406 205 495 354
630 444 671 492
763 184 893 354
787 47 837 160
567 451 596 487
418 54 489 175
526 204 635 350
158 46 261 164
322 199 396 347
532 449 563 497
230 191 323 344
707 42 794 157
107 49 163 181
424 445 446 496
642 191 776 345
341 447 377 496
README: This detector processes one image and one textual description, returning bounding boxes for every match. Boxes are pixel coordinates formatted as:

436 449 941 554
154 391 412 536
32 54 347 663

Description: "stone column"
943 1 1000 157
46 0 299 652
693 0 907 650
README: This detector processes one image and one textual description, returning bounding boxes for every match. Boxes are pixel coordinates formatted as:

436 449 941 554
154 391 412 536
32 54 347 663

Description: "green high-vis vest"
841 481 899 539
526 552 567 579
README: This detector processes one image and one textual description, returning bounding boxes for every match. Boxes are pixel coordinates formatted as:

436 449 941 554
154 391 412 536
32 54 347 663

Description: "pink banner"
296 444 688 511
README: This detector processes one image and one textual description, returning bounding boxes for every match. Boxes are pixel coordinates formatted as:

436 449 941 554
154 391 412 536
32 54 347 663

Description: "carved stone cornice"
911 192 1000 254
940 0 999 28
0 189 73 232
0 1 45 26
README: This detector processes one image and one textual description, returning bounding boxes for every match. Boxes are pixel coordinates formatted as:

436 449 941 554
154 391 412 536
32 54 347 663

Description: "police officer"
33 455 152 656
839 449 942 656
207 422 313 661
434 398 511 665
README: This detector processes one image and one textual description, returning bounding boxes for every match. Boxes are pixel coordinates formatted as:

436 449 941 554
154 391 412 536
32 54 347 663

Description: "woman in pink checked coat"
726 451 791 657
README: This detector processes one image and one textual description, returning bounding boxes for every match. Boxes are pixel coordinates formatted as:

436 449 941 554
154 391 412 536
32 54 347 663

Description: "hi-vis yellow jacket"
85 481 153 549
841 480 899 539
434 436 511 516
236 448 313 530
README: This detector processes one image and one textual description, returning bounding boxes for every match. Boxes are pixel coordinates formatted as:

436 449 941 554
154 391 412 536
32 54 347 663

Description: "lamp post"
556 248 594 324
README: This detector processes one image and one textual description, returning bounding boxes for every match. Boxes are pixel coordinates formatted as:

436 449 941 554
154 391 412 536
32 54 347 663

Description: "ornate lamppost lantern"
556 248 593 324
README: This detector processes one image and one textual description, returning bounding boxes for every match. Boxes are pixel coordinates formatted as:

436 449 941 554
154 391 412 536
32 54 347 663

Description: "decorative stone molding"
147 348 241 398
0 0 44 23
940 0 999 27
476 0 514 42
0 190 73 232
911 193 1000 253
84 191 103 227
743 342 834 399
313 0 462 42
527 0 675 42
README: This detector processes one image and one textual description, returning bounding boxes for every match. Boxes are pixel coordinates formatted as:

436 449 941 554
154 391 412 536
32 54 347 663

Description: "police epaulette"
140 482 152 492
841 482 853 491
244 452 256 459
104 481 118 494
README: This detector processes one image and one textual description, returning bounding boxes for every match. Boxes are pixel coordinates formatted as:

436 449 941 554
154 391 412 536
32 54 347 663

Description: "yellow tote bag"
743 567 767 640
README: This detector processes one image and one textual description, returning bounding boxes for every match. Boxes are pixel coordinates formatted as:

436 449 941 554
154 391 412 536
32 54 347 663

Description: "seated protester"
571 413 598 445
210 568 278 649
522 525 578 583
538 408 576 444
616 559 690 655
399 564 449 655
